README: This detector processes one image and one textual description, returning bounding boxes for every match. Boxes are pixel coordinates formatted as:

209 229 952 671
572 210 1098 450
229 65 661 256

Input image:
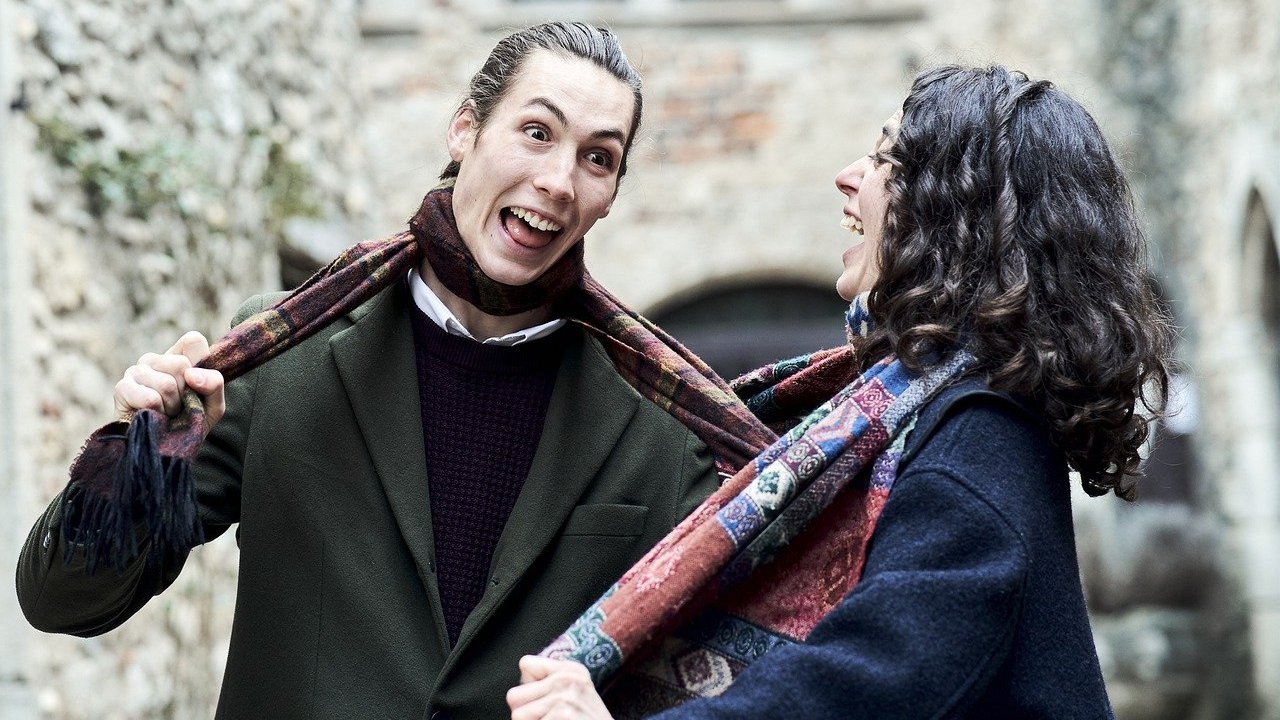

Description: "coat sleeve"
646 416 1032 719
15 296 266 636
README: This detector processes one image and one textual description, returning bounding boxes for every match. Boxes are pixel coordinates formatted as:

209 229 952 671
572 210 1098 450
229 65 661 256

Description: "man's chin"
477 258 546 288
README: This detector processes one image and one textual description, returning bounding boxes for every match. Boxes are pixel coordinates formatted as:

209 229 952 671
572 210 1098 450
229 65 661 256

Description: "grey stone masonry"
8 0 375 716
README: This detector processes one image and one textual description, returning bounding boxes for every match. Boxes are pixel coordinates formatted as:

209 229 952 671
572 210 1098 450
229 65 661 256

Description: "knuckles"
157 374 180 396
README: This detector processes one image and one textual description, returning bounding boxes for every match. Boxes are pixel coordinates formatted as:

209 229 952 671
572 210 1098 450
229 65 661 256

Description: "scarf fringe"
61 412 203 573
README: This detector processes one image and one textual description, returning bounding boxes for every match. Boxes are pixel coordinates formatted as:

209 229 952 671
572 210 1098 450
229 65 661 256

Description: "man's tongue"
502 208 557 249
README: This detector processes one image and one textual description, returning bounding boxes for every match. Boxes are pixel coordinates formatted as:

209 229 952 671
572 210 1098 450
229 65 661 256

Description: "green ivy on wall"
34 115 207 219
33 116 322 240
259 135 322 240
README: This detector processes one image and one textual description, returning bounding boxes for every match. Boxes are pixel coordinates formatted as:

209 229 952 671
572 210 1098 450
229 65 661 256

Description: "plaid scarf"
61 187 772 569
408 187 585 317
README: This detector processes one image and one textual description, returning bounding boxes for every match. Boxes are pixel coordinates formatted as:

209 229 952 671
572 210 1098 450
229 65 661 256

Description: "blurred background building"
1 0 1277 717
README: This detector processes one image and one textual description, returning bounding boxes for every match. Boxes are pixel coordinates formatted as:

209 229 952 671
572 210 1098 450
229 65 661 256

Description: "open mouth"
841 214 864 235
501 206 564 249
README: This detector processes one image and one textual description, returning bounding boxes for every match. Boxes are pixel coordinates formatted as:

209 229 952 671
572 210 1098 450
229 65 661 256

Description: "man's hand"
507 656 614 720
113 331 225 433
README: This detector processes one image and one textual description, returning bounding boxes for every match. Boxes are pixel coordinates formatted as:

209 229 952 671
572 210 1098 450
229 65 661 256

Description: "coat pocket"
561 503 649 537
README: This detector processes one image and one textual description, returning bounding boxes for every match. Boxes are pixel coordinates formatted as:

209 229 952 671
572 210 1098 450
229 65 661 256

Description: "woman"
508 65 1173 719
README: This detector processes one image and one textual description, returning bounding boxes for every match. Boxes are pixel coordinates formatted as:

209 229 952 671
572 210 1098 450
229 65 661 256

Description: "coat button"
430 712 450 720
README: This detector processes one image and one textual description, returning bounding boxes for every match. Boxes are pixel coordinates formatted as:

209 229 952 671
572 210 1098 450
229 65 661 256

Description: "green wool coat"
17 282 718 720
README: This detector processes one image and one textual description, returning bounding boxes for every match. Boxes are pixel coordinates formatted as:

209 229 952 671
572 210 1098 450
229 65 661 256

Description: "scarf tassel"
61 412 203 573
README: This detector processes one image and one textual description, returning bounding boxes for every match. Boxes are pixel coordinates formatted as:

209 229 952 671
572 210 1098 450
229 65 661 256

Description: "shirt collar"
407 268 567 346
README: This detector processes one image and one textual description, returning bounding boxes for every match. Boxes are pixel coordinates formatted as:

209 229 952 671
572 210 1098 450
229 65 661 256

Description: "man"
18 23 718 720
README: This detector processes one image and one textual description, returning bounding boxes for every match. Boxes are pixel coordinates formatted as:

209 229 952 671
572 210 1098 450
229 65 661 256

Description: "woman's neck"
417 258 553 340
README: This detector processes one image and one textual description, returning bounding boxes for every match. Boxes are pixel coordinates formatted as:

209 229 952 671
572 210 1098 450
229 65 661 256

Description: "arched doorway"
647 280 850 381
1241 190 1280 368
1235 189 1280 712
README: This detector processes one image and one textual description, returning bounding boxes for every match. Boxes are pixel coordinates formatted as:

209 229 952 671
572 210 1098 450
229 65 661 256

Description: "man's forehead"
504 52 635 135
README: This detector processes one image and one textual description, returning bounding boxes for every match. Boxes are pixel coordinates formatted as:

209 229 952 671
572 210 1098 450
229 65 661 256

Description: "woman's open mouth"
501 206 564 249
841 214 864 235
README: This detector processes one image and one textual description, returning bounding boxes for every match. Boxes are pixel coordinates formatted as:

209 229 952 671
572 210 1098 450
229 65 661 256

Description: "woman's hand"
507 656 614 720
113 331 225 433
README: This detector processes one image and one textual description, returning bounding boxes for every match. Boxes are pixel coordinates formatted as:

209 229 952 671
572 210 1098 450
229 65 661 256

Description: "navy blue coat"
649 380 1113 719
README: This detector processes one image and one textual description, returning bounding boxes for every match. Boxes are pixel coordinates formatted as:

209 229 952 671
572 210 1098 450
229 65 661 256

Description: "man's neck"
417 259 553 340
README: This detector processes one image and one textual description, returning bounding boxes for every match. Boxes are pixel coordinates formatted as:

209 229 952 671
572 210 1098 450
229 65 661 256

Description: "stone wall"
1178 0 1280 714
6 0 374 716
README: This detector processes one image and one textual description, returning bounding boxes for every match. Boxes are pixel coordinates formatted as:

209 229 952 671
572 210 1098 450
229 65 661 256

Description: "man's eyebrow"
527 96 627 145
529 97 569 126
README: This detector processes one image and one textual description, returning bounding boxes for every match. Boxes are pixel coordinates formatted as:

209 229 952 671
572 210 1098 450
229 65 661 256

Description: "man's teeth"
510 207 563 232
841 215 864 235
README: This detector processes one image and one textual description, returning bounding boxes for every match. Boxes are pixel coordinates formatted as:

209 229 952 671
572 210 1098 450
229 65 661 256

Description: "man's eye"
586 151 614 169
524 126 550 142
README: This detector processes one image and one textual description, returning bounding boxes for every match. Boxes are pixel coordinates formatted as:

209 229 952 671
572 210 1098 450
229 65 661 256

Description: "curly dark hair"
855 65 1175 500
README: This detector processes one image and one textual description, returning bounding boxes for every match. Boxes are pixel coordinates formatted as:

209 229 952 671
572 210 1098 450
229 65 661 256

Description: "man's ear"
446 103 478 163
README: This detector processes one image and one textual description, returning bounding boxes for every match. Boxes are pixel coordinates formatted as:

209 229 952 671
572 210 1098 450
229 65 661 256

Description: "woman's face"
833 111 899 301
446 50 636 287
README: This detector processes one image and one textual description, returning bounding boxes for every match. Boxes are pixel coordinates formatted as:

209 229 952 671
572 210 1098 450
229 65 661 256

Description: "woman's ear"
446 103 478 163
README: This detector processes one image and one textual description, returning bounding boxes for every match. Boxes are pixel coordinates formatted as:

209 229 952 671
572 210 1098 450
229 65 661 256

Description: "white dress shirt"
407 268 567 346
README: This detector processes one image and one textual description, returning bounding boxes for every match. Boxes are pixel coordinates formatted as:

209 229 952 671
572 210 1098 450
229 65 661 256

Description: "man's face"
446 50 636 287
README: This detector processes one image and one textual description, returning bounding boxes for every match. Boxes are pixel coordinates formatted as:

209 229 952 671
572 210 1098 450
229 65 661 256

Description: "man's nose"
535 152 576 202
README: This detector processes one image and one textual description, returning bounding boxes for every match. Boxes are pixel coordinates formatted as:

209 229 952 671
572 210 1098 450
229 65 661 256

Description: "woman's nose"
834 158 864 197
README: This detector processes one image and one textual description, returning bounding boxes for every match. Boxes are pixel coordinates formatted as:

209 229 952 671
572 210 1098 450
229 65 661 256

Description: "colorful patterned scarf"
541 336 973 716
61 187 773 569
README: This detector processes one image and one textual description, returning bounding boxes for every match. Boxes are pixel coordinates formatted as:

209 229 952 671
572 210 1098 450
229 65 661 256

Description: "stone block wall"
1177 0 1280 714
6 0 375 716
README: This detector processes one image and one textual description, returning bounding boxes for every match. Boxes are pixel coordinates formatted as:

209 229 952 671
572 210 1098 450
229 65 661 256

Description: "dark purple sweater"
409 308 565 645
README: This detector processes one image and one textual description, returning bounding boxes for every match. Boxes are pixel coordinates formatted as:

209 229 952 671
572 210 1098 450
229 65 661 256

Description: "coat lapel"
447 327 639 657
329 284 449 648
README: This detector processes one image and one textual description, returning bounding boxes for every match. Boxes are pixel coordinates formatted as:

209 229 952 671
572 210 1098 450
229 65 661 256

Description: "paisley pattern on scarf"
543 346 973 717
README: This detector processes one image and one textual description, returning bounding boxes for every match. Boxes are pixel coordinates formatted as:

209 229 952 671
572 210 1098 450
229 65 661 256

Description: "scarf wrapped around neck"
61 186 971 716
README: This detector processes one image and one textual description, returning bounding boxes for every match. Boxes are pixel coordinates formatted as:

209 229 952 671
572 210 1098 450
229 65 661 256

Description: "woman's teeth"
841 215 864 235
510 206 563 232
